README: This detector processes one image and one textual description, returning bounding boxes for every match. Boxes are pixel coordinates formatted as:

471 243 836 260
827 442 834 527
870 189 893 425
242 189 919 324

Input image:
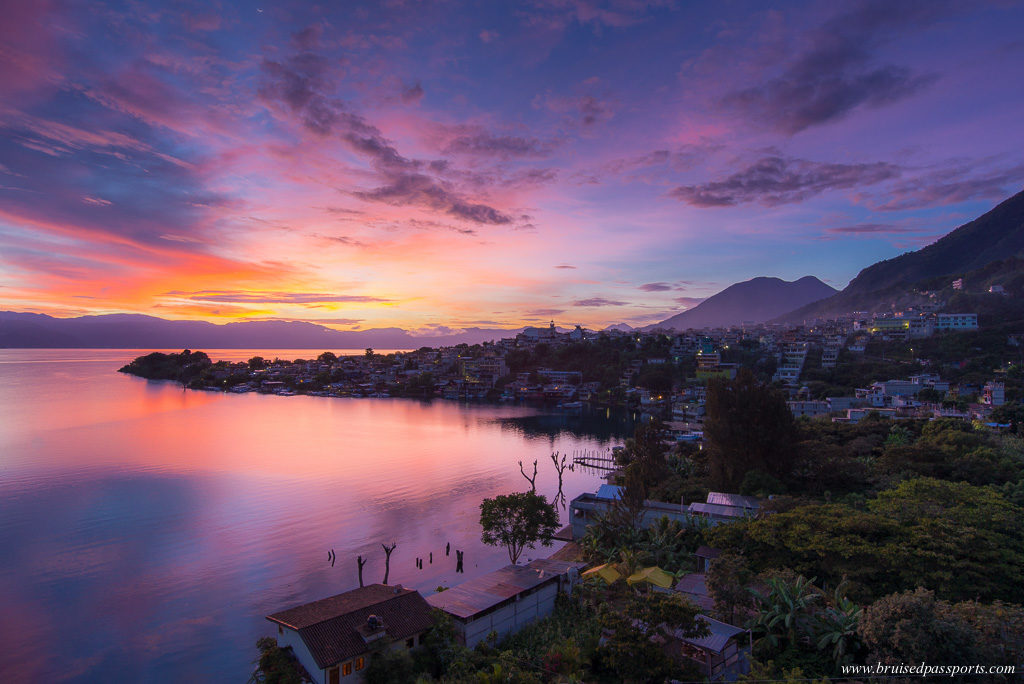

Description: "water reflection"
490 403 639 441
0 350 634 682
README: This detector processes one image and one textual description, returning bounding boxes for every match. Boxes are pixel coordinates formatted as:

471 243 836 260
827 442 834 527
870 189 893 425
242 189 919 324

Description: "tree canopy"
703 368 798 489
479 491 559 565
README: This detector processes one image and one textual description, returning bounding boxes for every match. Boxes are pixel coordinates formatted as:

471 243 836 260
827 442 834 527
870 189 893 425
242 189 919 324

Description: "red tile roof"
266 584 434 670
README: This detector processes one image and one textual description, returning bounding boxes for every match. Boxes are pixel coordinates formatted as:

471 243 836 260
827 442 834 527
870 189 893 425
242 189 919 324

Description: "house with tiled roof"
266 584 434 683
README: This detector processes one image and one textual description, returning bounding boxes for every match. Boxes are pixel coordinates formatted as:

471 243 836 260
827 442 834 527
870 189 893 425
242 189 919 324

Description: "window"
406 637 414 649
354 656 365 671
341 662 352 676
328 667 340 684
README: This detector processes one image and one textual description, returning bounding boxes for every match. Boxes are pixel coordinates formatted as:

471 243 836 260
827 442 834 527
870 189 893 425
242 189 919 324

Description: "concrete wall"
460 582 559 648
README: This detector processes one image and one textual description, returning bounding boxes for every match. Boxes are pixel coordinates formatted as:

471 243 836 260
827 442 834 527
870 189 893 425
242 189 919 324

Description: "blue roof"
595 484 623 500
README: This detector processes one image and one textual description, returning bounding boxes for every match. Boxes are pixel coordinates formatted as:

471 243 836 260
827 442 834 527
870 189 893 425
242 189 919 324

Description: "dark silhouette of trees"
704 369 798 490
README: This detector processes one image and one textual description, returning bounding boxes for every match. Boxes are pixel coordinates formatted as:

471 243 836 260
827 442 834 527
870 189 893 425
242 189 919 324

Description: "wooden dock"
572 449 618 471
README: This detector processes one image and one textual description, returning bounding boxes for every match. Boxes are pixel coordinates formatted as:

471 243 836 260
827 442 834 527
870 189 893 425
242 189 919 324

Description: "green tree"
814 580 862 668
248 356 266 370
596 592 707 683
868 478 1024 602
857 588 976 665
365 347 374 358
479 491 559 564
317 351 337 364
251 637 305 684
946 599 1024 667
704 369 798 489
749 574 821 652
991 401 1024 427
706 552 755 624
363 648 414 684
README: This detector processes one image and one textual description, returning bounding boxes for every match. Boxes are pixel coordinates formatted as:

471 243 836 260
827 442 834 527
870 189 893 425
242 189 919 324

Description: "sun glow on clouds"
2 1 1024 328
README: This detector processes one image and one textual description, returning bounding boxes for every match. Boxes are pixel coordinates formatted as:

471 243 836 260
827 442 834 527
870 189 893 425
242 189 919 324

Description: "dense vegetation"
572 371 1024 680
363 589 708 683
118 349 212 385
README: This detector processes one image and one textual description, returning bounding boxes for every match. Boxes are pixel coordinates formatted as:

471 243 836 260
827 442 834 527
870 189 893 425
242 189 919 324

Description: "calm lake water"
0 349 635 682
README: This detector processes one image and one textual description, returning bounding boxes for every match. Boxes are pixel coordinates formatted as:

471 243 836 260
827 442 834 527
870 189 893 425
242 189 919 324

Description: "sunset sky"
2 0 1023 333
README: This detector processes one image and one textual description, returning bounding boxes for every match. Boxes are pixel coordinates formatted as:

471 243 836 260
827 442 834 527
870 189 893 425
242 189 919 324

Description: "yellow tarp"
626 566 674 588
582 563 623 584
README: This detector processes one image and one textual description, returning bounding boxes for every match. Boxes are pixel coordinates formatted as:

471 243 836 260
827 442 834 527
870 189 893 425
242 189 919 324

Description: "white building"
983 381 1005 407
266 584 434 683
426 559 583 647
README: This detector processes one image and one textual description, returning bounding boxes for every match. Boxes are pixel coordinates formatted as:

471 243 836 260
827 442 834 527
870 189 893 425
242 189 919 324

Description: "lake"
0 349 635 682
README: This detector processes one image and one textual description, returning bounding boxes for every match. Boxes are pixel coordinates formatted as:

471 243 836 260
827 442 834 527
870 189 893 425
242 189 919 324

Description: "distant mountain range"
779 189 1024 322
645 276 837 330
6 191 1022 347
0 312 525 349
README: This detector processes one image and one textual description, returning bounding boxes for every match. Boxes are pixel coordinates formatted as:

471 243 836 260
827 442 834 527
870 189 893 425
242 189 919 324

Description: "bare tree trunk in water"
382 543 397 584
518 459 538 492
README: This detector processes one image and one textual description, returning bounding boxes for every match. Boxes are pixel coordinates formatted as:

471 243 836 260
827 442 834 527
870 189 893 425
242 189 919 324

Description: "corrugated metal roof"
426 559 584 619
695 545 722 559
266 584 434 669
706 492 760 509
673 573 714 611
675 615 746 654
674 573 708 596
596 484 623 500
688 502 754 518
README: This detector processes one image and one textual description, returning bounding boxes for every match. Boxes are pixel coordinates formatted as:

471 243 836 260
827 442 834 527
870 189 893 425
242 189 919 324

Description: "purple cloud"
722 1 945 133
442 131 557 159
259 36 516 226
859 162 1024 211
672 156 900 207
824 223 916 235
573 297 629 306
401 82 425 104
171 291 390 304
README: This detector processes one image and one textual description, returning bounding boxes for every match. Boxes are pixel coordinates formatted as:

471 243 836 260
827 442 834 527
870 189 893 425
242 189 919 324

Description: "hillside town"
125 294 1020 440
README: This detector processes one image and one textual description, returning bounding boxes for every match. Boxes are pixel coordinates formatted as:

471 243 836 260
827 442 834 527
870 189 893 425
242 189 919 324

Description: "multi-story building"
935 313 979 331
983 381 1005 406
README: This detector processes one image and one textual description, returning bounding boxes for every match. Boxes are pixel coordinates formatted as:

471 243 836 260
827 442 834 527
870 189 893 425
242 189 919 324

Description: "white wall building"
427 559 583 648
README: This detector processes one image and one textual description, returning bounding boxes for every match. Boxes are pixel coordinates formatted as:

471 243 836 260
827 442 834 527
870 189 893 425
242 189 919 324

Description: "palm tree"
815 580 862 666
749 575 820 650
